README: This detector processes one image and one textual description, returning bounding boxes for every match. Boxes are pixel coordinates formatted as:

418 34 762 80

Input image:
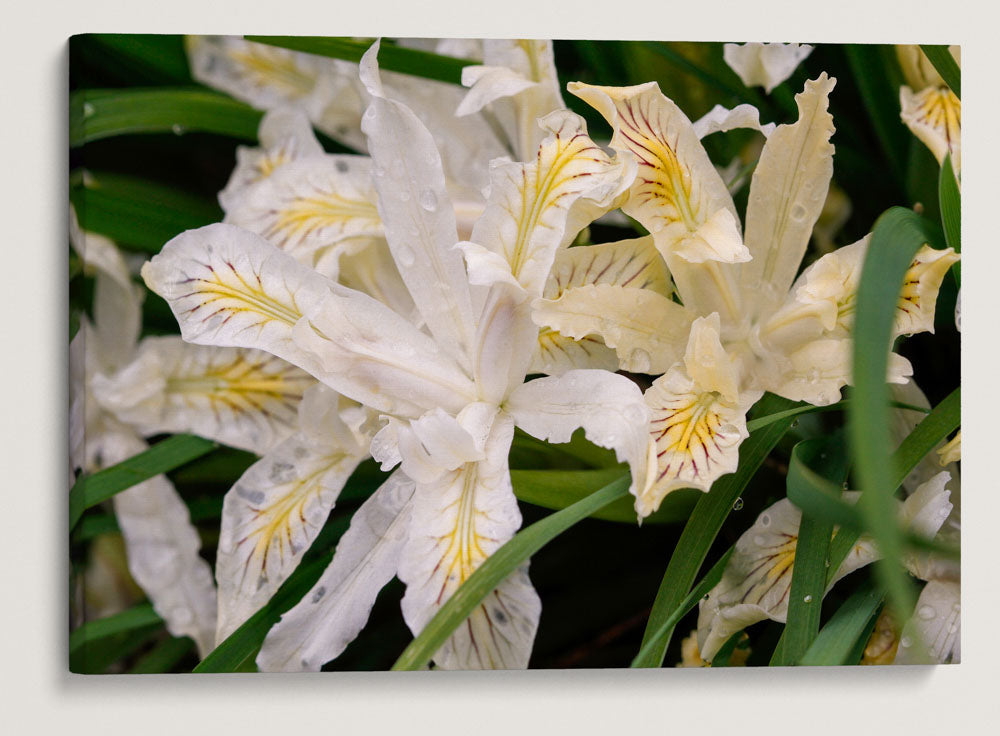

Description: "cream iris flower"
897 45 961 175
695 473 954 662
141 43 651 671
531 75 958 517
70 208 317 656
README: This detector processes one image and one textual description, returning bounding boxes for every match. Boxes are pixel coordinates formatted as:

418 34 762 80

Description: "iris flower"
142 43 651 670
530 75 958 516
70 208 315 655
897 45 961 175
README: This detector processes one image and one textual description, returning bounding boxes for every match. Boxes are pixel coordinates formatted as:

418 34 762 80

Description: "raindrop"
791 204 808 221
753 535 766 546
397 246 416 267
82 102 95 118
948 622 958 634
917 605 936 620
171 124 185 136
900 636 912 648
419 189 438 212
802 594 813 604
605 433 617 444
335 160 349 173
760 514 771 527
362 107 376 123
732 498 744 511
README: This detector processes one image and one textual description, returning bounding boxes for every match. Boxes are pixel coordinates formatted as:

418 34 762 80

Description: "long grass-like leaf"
774 435 850 665
630 547 734 667
69 435 217 530
939 153 961 286
798 579 883 666
849 206 943 622
127 635 195 674
70 88 262 147
633 394 799 667
71 170 221 254
69 603 162 658
391 475 631 670
244 36 473 85
844 45 908 185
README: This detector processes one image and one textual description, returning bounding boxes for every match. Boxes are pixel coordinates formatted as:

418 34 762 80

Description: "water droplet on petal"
760 514 771 528
419 188 438 212
335 160 349 174
791 204 808 221
397 246 416 267
918 605 936 620
900 636 912 648
753 535 766 546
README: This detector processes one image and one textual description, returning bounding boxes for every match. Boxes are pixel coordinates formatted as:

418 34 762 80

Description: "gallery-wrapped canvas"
68 35 960 673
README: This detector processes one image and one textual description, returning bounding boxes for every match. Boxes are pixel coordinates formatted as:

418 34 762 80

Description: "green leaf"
69 434 217 531
799 579 883 666
638 41 765 110
70 170 221 254
391 475 632 671
634 394 800 668
127 635 195 674
938 152 961 286
70 88 263 147
244 36 473 85
194 516 351 673
630 546 734 667
69 603 162 658
919 45 961 99
511 468 699 525
891 386 960 490
849 207 942 622
774 435 850 665
76 34 191 85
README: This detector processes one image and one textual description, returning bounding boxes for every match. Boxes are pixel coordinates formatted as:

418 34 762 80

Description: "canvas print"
68 35 961 673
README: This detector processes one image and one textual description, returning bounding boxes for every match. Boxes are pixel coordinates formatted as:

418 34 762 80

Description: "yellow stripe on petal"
543 235 672 298
901 86 961 174
531 328 619 375
895 245 960 336
641 367 751 515
225 156 382 261
469 110 635 297
215 430 367 641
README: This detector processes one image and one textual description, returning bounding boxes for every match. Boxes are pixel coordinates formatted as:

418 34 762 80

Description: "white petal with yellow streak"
741 75 836 317
532 283 694 375
722 42 813 94
292 283 477 418
569 81 743 258
256 470 416 671
530 328 619 375
901 85 961 174
102 429 218 657
214 385 370 641
219 107 324 212
360 41 477 370
692 103 776 139
91 337 314 455
895 245 961 336
398 415 541 669
542 235 672 299
568 81 747 320
469 110 636 297
697 494 879 662
141 223 333 375
643 367 757 515
223 155 382 260
507 370 656 507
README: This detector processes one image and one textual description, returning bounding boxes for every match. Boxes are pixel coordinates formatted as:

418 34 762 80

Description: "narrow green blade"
799 579 883 666
70 88 263 146
69 435 217 530
919 45 961 99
